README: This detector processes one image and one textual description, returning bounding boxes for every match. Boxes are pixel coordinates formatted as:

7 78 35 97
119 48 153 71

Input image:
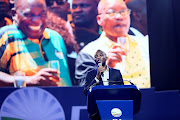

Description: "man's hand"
107 43 127 68
96 65 106 80
26 68 61 86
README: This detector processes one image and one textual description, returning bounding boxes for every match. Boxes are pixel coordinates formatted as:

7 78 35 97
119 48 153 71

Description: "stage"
0 87 179 120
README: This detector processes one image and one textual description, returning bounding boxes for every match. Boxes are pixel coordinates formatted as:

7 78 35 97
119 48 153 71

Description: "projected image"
74 0 150 88
0 0 150 88
0 0 72 87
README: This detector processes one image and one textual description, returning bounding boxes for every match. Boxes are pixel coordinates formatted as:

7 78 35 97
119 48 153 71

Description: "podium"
87 85 141 120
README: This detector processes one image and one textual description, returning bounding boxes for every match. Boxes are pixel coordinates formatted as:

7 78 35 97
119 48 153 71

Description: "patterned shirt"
0 25 72 86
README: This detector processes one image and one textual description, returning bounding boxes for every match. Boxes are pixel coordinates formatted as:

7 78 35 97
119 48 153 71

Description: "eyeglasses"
46 0 67 7
18 11 47 19
104 9 131 17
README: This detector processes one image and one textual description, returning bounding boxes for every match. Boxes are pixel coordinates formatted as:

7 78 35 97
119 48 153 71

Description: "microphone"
98 63 104 77
123 80 135 85
88 81 103 92
91 81 101 87
92 80 134 87
89 80 124 92
100 80 124 85
98 63 102 67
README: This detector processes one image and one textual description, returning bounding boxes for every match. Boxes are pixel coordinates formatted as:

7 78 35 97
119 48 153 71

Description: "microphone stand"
89 80 135 92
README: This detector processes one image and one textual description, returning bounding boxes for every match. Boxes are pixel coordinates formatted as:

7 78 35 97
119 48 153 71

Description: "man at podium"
84 50 124 96
84 49 124 120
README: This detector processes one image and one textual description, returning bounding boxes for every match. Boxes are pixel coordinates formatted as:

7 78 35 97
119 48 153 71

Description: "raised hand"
107 43 127 68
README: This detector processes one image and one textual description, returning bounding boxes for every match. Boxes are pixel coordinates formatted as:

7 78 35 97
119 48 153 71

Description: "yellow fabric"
82 31 150 88
105 34 150 88
4 17 13 25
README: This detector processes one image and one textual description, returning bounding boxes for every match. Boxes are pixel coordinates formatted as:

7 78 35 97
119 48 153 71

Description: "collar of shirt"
95 66 109 86
28 29 50 44
102 66 109 85
130 27 145 38
102 32 129 49
4 17 13 25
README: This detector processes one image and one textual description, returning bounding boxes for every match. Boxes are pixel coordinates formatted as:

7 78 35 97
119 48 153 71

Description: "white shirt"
95 67 109 86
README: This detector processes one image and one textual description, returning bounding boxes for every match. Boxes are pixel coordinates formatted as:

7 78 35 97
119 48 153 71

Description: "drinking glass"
48 60 60 76
14 71 26 88
117 37 127 45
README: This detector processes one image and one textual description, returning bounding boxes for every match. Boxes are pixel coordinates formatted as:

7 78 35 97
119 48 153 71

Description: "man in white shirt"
75 0 150 89
84 49 123 120
71 0 101 50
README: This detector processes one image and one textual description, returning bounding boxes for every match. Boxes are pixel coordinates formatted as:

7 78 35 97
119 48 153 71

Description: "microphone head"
98 63 102 66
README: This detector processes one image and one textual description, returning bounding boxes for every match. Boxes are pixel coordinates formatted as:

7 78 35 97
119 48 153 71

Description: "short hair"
125 0 146 12
91 0 101 6
94 0 101 3
125 0 146 21
15 0 46 10
98 0 125 14
95 49 106 57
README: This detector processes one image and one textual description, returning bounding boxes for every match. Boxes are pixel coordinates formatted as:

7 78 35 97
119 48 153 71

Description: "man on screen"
45 0 73 37
126 0 148 37
71 0 101 50
75 0 150 88
0 0 72 86
46 0 70 21
84 50 124 96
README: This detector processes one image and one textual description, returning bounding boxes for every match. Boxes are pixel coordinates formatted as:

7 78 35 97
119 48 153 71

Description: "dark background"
147 0 180 91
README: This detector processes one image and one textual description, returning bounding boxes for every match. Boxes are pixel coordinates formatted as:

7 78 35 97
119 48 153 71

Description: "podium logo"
111 108 122 117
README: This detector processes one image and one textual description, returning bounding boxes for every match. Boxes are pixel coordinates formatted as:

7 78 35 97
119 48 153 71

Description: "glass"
14 71 26 88
48 60 60 76
105 9 131 17
117 37 127 45
117 37 129 73
46 0 67 6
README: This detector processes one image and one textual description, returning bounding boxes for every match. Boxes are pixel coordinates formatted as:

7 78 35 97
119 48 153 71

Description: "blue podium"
87 85 141 120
